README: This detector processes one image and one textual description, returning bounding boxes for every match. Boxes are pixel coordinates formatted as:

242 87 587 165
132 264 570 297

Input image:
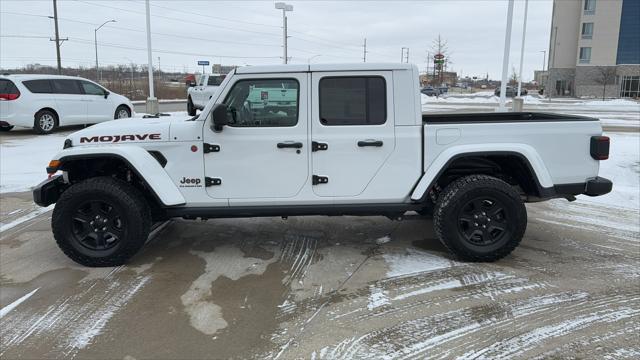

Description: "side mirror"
211 103 230 131
103 91 110 99
188 82 196 87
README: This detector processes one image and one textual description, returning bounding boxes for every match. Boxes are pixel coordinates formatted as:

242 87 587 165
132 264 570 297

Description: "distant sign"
434 53 445 60
197 60 210 66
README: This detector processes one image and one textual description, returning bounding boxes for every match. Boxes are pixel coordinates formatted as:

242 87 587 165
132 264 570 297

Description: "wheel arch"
35 107 60 124
54 146 185 207
411 147 554 202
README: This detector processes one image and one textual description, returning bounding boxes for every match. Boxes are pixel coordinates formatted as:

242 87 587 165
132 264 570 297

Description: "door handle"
277 142 303 149
357 140 383 147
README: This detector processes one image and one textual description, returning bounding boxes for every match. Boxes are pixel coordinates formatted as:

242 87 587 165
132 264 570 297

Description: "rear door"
79 80 113 122
51 79 86 124
203 73 309 201
310 72 395 197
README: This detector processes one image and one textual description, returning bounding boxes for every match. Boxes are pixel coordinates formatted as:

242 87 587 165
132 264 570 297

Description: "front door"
203 73 309 201
79 80 113 122
310 72 395 197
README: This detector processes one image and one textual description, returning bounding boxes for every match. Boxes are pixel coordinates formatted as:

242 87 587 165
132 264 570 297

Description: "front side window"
584 0 596 14
198 75 207 86
52 79 83 94
80 81 105 96
579 47 592 63
319 76 386 126
207 75 224 86
23 79 53 93
581 23 594 39
222 78 299 127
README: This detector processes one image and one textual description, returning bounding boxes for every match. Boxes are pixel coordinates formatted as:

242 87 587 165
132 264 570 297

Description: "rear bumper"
33 175 68 207
553 176 613 198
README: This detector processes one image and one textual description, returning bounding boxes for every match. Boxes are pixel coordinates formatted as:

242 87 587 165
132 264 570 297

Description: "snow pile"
583 99 639 107
0 134 66 193
422 93 544 105
583 132 640 210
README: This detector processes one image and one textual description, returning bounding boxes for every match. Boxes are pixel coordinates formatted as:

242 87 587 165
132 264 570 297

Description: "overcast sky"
0 0 552 80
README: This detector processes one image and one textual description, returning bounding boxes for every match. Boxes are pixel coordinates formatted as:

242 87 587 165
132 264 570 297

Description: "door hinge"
312 141 328 152
312 175 329 185
203 143 220 153
205 177 222 186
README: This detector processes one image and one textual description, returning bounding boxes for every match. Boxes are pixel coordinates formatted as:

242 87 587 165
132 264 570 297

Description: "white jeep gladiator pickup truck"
187 73 225 116
33 63 612 267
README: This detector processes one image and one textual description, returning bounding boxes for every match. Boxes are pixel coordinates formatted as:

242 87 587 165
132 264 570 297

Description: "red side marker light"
191 145 198 152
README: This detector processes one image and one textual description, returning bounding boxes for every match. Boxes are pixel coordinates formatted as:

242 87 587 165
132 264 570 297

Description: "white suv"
0 74 134 134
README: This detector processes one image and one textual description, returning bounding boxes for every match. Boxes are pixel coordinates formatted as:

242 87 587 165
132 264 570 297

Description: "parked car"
0 74 134 134
420 86 440 96
187 73 226 116
34 63 612 267
494 86 528 97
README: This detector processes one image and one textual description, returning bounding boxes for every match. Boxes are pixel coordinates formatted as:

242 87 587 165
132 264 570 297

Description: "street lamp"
95 19 116 82
275 2 293 64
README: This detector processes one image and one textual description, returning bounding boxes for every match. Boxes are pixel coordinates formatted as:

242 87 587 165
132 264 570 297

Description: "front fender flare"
410 144 554 202
54 146 186 206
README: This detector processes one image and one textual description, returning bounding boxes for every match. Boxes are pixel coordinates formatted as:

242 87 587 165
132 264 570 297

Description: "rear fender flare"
410 143 553 201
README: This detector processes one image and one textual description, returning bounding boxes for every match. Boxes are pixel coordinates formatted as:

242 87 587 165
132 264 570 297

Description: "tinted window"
23 79 53 94
80 81 105 96
0 79 19 94
319 77 386 126
207 75 224 86
52 79 83 94
223 78 299 127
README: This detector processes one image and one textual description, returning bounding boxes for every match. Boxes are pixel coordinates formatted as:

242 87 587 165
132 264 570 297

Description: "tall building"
547 0 640 98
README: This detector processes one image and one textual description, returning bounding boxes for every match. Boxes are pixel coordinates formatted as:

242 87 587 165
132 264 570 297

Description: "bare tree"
594 66 617 100
510 66 519 85
430 34 452 86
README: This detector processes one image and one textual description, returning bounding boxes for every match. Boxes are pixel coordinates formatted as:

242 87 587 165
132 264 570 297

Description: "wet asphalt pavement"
1 190 639 359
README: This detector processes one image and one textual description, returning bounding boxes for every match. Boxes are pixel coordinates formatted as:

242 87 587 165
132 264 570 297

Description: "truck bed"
422 112 597 124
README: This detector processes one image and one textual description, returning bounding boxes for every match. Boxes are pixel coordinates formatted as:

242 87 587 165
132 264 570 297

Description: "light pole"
94 19 116 82
275 2 293 64
540 50 546 89
308 55 321 64
144 0 157 114
498 0 515 112
516 0 528 98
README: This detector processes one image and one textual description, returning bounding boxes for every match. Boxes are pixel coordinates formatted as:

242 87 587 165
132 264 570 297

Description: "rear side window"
23 79 53 93
52 79 83 94
207 76 224 86
319 76 386 126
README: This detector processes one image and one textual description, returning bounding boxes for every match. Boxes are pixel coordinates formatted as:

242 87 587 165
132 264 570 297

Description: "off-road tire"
34 109 57 134
187 97 196 116
52 177 151 267
0 125 13 132
433 174 527 262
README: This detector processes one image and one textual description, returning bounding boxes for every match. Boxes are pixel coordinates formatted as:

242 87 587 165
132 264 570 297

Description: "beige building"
547 0 640 98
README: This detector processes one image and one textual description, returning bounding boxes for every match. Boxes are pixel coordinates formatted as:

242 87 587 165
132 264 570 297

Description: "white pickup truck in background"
187 73 225 115
33 63 612 267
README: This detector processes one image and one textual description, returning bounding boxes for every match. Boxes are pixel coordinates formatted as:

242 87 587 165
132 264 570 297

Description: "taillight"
0 92 19 100
590 136 610 160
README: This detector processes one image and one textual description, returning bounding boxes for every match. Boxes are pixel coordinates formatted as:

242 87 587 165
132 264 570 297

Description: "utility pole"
144 0 158 114
362 38 367 63
498 0 515 112
517 0 529 98
275 3 293 64
51 0 64 74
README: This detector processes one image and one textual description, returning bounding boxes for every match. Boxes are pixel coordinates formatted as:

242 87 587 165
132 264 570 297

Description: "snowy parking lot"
1 97 639 358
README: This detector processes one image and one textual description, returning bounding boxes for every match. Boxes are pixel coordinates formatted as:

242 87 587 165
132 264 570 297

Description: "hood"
66 115 191 146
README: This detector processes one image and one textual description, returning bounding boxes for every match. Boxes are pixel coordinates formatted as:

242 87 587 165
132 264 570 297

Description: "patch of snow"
375 235 391 245
367 285 390 310
0 288 39 319
0 205 53 232
383 248 456 278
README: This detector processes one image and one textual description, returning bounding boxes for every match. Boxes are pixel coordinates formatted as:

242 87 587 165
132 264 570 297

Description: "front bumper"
33 175 68 207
